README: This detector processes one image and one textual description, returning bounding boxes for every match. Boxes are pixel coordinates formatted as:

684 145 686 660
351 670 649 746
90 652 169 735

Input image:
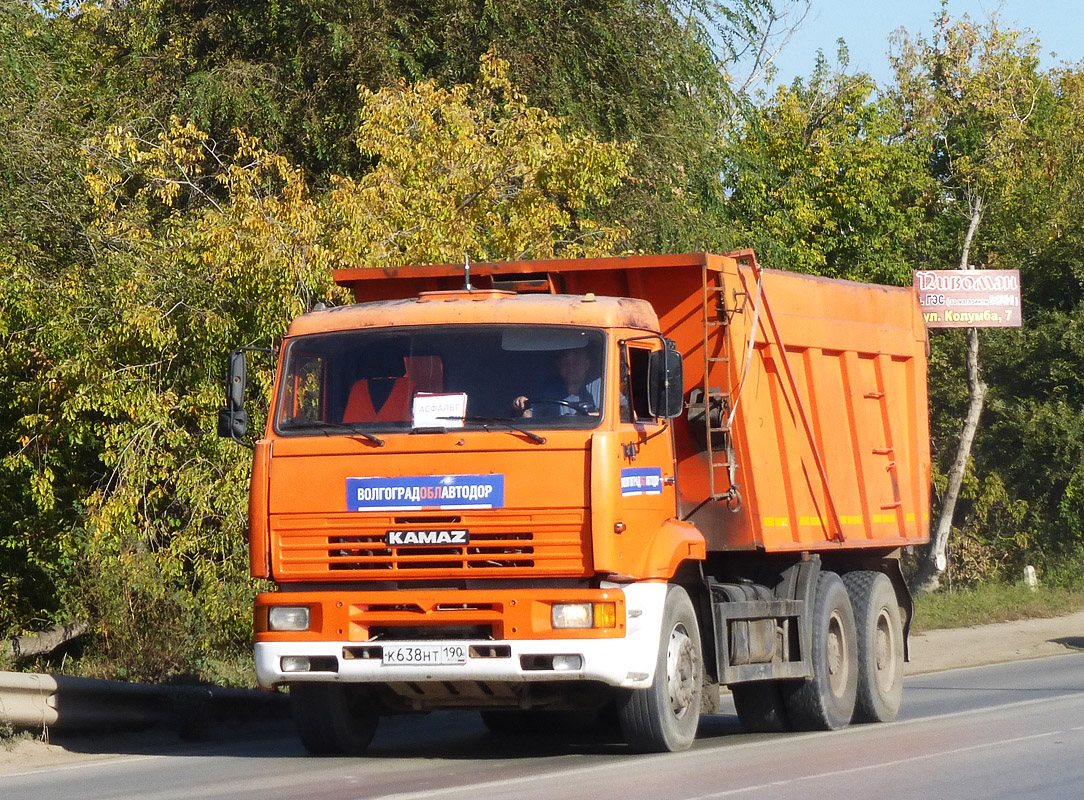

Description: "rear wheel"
782 571 857 730
618 585 703 752
842 571 904 723
290 683 380 755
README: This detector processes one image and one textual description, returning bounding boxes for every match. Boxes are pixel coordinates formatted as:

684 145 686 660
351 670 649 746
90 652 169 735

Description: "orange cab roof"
286 292 660 337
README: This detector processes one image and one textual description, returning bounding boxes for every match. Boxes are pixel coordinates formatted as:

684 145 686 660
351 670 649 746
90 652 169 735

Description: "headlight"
552 603 593 629
551 602 618 629
268 606 311 631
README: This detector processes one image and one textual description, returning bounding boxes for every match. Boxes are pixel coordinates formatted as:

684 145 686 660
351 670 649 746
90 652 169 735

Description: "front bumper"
254 582 666 691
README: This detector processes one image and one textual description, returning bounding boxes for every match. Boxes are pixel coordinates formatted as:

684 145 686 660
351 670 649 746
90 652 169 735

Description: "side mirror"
217 407 248 440
226 350 247 411
217 350 249 440
647 345 684 419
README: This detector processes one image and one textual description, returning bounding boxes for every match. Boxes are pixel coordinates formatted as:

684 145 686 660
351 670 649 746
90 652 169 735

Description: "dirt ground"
905 608 1084 674
3 610 1084 773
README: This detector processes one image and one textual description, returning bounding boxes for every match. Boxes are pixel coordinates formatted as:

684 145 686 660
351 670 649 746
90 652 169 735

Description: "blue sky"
767 1 1082 88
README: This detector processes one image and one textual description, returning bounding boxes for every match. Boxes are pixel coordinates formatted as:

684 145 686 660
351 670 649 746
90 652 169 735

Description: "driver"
513 347 600 417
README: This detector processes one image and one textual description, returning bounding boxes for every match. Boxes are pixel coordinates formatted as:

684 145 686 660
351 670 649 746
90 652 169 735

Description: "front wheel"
618 585 703 752
290 683 380 755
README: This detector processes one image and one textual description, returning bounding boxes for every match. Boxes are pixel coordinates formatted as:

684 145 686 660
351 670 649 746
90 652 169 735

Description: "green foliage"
0 720 33 750
913 584 1084 632
326 50 631 266
75 0 735 251
890 11 1046 207
1 42 632 679
0 0 98 632
884 12 1083 586
723 10 1084 590
723 56 936 283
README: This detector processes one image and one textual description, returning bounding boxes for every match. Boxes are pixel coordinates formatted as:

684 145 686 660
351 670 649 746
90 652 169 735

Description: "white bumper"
255 583 666 691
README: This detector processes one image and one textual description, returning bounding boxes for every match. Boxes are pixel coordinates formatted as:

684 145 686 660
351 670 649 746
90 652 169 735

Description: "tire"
618 585 703 752
842 571 905 723
290 683 380 755
731 681 791 733
782 571 858 731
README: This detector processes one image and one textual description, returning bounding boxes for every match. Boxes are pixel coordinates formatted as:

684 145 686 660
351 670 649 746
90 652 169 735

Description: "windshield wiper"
280 419 385 446
446 416 546 444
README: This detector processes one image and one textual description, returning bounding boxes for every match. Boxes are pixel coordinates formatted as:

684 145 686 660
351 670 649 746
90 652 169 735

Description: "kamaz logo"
386 529 470 546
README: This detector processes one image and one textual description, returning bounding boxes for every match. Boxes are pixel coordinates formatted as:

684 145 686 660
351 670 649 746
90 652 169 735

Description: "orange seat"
342 376 416 423
341 355 443 424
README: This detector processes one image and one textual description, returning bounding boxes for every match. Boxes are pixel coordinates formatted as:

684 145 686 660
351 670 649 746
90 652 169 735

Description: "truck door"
604 340 680 573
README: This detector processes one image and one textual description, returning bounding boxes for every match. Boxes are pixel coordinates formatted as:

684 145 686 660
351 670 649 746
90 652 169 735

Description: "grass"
0 722 33 751
43 651 260 690
912 583 1084 633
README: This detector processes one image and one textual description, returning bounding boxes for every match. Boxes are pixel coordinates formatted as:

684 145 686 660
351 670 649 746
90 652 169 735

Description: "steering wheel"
525 398 592 416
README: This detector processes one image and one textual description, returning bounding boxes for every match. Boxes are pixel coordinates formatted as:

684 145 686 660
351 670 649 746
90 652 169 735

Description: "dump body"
335 251 931 556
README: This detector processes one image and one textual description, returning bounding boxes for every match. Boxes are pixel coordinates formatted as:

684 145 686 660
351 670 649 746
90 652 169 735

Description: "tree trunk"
2 622 87 661
914 327 987 592
913 195 986 593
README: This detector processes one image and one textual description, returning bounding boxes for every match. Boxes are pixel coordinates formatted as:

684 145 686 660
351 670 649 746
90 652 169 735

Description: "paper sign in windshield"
412 392 467 428
621 467 664 497
347 474 505 511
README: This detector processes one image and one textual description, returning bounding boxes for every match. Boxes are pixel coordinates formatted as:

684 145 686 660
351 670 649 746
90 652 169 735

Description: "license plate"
382 644 469 666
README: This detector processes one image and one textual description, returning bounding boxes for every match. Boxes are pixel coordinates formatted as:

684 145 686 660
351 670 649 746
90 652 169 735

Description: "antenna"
464 254 473 291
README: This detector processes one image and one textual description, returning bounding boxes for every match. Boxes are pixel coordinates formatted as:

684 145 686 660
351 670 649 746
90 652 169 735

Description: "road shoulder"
906 609 1084 674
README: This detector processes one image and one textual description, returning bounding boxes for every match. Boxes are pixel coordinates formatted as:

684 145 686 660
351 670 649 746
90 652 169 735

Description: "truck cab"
243 289 701 752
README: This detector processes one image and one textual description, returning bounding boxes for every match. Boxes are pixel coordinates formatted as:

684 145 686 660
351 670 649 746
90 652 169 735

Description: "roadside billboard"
913 269 1022 328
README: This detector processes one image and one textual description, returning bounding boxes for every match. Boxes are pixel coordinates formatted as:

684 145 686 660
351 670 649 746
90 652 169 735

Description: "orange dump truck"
219 250 930 753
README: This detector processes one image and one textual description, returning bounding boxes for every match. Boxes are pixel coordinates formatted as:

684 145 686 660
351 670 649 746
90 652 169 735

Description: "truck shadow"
1051 636 1084 651
39 710 749 760
36 719 298 760
363 710 748 760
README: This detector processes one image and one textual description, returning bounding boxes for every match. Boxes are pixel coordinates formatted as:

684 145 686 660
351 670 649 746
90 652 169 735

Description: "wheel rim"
873 606 899 693
667 623 699 719
826 609 851 698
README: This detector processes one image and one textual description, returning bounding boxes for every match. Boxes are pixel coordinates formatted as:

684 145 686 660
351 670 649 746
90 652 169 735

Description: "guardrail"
0 671 287 733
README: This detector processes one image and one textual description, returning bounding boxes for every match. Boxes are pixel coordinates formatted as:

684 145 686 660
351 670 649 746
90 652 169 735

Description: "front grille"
272 511 590 579
329 531 534 571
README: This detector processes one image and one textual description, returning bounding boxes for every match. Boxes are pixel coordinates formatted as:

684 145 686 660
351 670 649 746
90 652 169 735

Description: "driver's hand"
512 395 530 415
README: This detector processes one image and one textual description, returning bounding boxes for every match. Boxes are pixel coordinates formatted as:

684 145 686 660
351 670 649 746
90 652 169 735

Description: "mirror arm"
640 418 671 445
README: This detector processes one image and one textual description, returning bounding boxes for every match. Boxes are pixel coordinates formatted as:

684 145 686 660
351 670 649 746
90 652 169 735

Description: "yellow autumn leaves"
83 48 633 284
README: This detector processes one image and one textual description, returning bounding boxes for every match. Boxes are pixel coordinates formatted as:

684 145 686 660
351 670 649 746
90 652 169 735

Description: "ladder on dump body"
700 264 738 503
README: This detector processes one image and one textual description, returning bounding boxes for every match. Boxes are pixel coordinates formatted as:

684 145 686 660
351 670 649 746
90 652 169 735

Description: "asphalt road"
3 652 1083 800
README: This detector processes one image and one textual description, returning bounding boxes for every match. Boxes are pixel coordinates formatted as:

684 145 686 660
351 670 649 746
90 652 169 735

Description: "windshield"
274 325 607 435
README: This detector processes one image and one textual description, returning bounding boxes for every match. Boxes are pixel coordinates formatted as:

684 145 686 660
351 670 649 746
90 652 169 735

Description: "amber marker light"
551 602 618 629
